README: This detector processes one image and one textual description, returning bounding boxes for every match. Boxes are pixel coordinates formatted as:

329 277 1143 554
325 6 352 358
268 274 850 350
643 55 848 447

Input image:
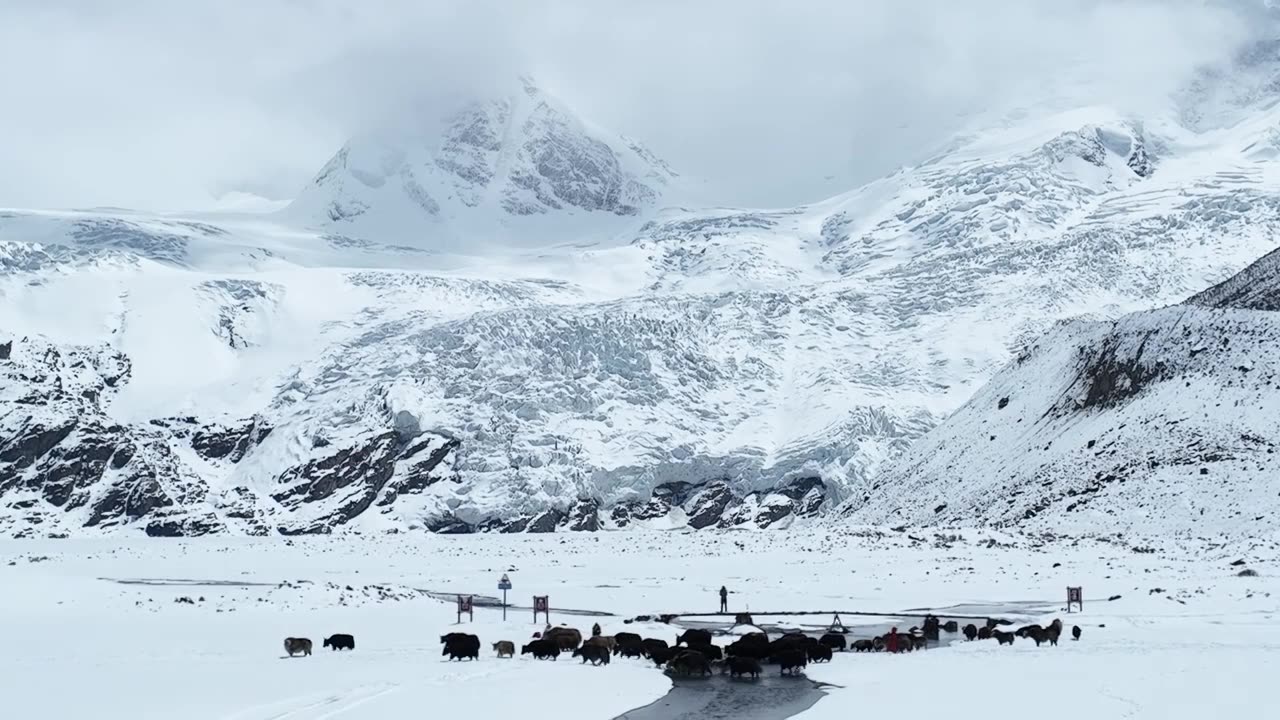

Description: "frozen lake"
1 529 1276 719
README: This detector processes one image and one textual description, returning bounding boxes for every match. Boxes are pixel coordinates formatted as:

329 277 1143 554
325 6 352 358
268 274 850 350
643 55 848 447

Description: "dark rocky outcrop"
564 498 601 531
271 429 458 531
526 509 565 533
685 482 737 529
189 419 272 463
2 335 834 536
1076 336 1167 411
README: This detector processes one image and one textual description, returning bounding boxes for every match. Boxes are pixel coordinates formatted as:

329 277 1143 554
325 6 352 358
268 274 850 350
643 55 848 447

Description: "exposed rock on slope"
0 336 458 537
844 247 1280 539
1187 244 1280 311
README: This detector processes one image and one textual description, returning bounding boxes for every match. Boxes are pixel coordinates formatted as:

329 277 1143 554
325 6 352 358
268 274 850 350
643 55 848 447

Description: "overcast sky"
0 0 1270 211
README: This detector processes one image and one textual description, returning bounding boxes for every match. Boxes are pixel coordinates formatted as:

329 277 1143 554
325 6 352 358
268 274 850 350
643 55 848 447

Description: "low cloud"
0 0 1267 210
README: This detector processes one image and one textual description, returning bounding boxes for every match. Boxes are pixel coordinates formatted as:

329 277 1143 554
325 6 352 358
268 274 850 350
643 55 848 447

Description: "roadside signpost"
457 594 474 623
828 613 847 634
498 573 513 621
533 594 550 625
1066 586 1083 613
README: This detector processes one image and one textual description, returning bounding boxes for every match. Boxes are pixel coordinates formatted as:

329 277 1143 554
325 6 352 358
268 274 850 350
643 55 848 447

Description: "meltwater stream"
611 609 1000 720
613 673 830 720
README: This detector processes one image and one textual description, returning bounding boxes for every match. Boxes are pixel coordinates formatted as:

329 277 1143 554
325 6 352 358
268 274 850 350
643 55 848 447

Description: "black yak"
641 638 669 658
443 634 480 661
617 643 644 659
668 650 712 677
690 643 723 660
676 629 713 647
322 634 354 651
807 644 833 663
521 639 559 660
819 633 847 651
773 649 807 676
1015 624 1044 638
726 655 762 679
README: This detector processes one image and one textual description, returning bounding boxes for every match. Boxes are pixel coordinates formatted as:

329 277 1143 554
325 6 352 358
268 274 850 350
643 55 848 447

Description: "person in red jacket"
885 626 900 654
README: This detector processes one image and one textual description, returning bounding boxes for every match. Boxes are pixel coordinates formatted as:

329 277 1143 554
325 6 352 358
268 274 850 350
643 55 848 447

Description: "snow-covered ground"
3 530 1275 718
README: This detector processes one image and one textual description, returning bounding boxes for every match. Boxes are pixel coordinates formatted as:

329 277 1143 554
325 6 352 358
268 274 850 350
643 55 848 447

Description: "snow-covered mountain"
4 55 1280 537
842 246 1280 540
283 76 677 249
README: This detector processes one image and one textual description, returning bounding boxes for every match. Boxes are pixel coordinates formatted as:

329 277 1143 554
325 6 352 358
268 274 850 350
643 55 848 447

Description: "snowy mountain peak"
286 77 677 248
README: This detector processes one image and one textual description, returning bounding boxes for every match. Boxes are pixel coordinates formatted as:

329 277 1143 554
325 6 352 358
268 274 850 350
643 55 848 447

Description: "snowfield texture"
1 531 1277 719
4 53 1280 536
844 246 1280 539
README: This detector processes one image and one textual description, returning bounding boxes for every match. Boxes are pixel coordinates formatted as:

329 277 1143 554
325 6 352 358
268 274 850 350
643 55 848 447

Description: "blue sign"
498 573 513 591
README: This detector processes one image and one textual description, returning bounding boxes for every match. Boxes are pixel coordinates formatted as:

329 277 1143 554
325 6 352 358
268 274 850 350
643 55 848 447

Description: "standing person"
718 585 728 613
886 627 900 654
591 622 602 637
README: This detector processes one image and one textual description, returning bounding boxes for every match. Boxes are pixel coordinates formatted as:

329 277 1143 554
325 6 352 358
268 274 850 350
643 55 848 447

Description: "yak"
283 637 312 657
819 633 847 651
1015 624 1044 639
521 639 560 660
443 634 480 661
806 644 833 663
649 646 676 668
641 638 669 658
773 649 807 676
323 634 354 651
668 650 711 677
689 642 723 660
572 644 611 666
584 636 616 653
675 629 713 647
726 655 762 679
543 627 582 652
616 643 644 659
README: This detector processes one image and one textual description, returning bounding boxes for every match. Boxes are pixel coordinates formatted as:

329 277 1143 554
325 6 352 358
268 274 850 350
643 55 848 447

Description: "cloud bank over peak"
0 0 1267 211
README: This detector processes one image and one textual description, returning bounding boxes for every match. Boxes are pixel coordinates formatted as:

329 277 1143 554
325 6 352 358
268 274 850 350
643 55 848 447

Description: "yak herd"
426 614 1083 678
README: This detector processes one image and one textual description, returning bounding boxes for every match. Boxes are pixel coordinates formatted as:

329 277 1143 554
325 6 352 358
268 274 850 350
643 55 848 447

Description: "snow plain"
3 530 1275 719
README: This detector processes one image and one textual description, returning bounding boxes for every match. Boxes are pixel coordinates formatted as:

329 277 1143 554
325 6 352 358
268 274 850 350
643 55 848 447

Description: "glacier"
4 60 1280 536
